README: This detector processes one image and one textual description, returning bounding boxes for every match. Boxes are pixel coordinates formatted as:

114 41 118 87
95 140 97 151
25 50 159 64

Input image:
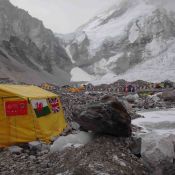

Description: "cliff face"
0 0 72 84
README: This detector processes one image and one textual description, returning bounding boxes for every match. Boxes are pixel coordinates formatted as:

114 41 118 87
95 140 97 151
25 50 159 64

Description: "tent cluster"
85 80 175 93
40 82 86 93
0 85 67 147
40 83 58 91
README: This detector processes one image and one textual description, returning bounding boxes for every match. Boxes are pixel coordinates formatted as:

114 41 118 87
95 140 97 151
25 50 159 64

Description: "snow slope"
71 67 95 82
82 0 155 56
91 37 175 85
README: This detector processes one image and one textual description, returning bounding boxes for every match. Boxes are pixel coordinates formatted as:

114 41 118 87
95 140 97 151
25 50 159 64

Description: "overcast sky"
10 0 118 34
9 0 175 34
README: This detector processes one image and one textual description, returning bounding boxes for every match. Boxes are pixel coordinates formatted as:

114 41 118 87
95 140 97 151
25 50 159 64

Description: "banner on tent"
5 100 28 116
31 99 51 118
48 97 60 113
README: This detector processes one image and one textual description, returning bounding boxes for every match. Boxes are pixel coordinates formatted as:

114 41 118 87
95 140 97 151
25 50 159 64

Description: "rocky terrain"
0 136 148 175
0 0 72 84
0 82 175 175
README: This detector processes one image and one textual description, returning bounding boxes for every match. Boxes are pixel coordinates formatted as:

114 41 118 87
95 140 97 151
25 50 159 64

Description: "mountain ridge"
0 0 72 84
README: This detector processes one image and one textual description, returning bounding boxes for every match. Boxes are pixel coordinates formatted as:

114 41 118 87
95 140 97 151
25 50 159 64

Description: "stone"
164 80 174 88
29 155 36 160
70 121 80 130
161 90 175 102
125 94 139 103
129 137 141 157
141 133 175 174
28 141 42 151
148 94 160 103
8 146 23 154
122 100 133 112
41 144 50 151
72 96 132 137
143 95 159 109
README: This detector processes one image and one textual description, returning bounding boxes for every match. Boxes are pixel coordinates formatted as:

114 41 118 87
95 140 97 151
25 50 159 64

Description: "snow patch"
71 67 95 82
132 109 175 170
50 131 94 152
66 45 75 64
108 53 123 64
129 22 140 43
75 32 86 44
93 53 123 75
132 108 175 135
93 58 109 75
145 37 166 58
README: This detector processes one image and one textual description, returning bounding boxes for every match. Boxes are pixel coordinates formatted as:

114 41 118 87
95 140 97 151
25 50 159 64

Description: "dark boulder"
164 80 174 88
161 90 175 102
72 95 132 137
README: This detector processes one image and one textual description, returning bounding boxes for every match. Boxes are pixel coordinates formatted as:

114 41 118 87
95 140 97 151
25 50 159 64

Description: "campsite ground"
0 136 148 175
0 87 175 175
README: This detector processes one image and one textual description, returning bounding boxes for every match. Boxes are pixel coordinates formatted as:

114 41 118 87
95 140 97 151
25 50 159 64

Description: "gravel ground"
0 136 148 175
0 90 174 175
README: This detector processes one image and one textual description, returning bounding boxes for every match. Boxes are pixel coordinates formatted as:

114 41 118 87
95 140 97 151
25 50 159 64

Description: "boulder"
72 95 132 137
8 146 23 154
141 133 175 174
28 141 42 151
125 94 139 103
148 94 160 103
28 141 50 153
143 94 161 109
164 80 174 88
129 137 142 157
70 121 80 130
161 90 175 102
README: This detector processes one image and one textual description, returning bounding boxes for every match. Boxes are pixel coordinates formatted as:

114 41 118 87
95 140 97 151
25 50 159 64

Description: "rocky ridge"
0 0 72 84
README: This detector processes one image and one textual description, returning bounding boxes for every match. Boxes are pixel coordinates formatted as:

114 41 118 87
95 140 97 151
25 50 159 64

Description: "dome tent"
0 84 67 147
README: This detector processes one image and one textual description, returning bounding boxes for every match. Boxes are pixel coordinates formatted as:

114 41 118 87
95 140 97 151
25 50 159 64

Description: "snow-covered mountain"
0 0 72 84
65 0 175 83
1 0 175 85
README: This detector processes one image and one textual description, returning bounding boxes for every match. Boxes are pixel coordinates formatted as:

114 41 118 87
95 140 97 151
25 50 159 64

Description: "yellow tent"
0 84 67 147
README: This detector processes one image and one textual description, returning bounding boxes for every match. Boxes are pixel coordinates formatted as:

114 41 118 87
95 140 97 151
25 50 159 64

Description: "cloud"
146 0 175 11
10 0 119 34
9 0 175 34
